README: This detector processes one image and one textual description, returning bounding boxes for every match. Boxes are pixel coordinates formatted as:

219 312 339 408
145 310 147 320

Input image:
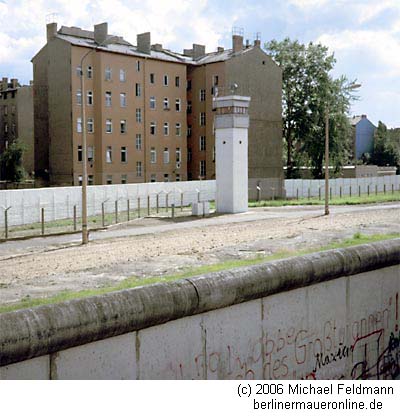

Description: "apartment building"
0 78 34 178
33 23 187 186
33 22 283 190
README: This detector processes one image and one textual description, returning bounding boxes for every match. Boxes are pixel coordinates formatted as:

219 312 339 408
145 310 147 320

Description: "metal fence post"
392 184 394 195
102 202 105 227
367 185 370 196
73 205 77 231
147 195 150 216
384 184 386 195
41 208 45 235
319 187 321 201
180 192 184 211
296 188 299 201
127 199 130 222
4 207 11 240
349 186 352 197
166 193 169 213
115 200 118 224
375 185 378 196
330 187 332 200
359 185 361 197
340 186 342 198
171 204 175 219
156 193 159 213
137 197 141 218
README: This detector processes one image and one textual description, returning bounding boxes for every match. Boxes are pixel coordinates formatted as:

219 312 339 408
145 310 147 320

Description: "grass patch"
250 191 400 207
1 232 398 314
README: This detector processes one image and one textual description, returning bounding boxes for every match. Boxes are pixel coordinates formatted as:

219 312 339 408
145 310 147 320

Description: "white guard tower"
214 94 251 213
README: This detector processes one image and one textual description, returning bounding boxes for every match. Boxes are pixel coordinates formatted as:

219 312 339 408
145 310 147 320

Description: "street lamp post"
324 83 361 217
80 36 117 244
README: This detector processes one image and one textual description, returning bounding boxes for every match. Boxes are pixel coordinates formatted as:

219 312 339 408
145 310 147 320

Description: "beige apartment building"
33 22 283 190
0 78 34 178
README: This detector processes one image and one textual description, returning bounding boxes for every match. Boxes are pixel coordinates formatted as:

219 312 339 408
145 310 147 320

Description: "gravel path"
0 204 399 305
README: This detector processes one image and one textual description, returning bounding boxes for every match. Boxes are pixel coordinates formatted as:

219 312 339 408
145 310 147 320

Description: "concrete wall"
1 239 399 379
0 180 216 227
284 175 400 198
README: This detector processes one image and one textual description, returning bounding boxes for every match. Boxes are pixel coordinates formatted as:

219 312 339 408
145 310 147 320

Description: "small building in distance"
350 114 376 161
0 77 34 179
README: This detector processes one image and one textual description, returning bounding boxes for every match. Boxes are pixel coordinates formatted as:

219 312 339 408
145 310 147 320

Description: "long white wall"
0 180 216 227
0 175 399 227
285 175 400 198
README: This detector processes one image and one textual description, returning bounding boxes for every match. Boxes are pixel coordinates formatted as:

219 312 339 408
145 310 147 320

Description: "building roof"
349 115 375 127
54 26 257 66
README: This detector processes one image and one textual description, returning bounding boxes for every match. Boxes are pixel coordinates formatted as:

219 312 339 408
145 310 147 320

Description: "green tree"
370 122 399 168
0 140 25 182
265 38 357 178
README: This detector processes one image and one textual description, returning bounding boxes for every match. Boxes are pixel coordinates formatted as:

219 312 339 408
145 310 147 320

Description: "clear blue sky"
0 0 398 127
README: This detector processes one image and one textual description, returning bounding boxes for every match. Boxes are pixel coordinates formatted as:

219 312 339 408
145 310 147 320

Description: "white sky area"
0 0 399 127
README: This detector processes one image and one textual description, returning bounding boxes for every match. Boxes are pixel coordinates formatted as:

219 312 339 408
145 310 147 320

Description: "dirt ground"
0 204 399 305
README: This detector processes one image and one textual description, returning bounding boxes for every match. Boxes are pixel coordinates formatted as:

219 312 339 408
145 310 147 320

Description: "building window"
163 148 169 164
136 108 142 123
163 74 168 86
106 175 112 184
200 112 206 126
188 148 192 163
187 101 192 114
150 147 156 163
163 122 169 136
187 79 192 90
163 97 169 110
77 145 82 162
87 66 93 79
87 118 94 133
199 89 206 101
149 96 156 109
106 119 112 133
76 66 82 77
200 136 206 151
200 160 206 177
105 66 112 81
213 75 219 86
120 69 126 82
150 174 156 182
164 174 169 182
135 83 141 97
136 161 142 177
88 146 94 162
175 123 181 136
120 92 127 107
121 174 127 184
136 61 141 72
105 91 112 107
176 148 181 163
87 91 93 105
150 122 156 135
187 125 192 137
106 146 112 163
175 98 181 112
77 117 82 133
175 76 180 87
120 120 127 134
176 174 180 181
150 73 155 84
121 146 127 163
88 175 94 185
76 90 82 105
136 134 142 150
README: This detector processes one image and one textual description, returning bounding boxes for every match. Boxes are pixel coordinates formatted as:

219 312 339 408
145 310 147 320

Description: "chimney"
46 22 58 41
94 22 108 45
137 32 151 54
183 48 193 57
1 77 7 91
192 44 206 59
217 47 224 53
361 114 367 119
232 34 243 53
254 39 261 47
152 43 163 52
